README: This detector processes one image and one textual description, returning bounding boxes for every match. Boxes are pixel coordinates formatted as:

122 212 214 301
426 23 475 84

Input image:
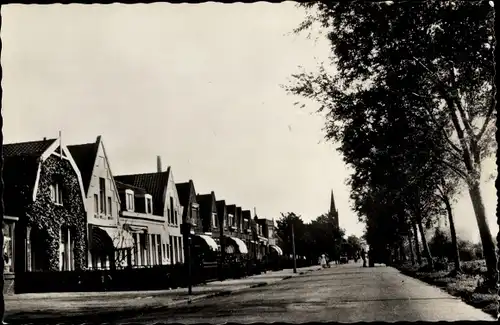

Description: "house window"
145 195 153 214
167 209 171 224
107 197 112 216
228 214 234 227
151 235 157 265
174 210 178 225
50 183 63 205
212 213 218 228
169 197 174 224
157 234 162 264
173 237 178 264
125 190 135 211
178 237 183 263
3 221 14 273
99 178 106 214
191 205 198 226
93 194 99 216
169 236 174 264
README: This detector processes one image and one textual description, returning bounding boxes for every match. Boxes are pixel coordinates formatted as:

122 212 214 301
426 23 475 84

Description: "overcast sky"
1 3 497 241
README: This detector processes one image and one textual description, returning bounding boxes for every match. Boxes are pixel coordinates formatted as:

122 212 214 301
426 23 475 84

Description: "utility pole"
292 223 297 274
187 235 192 295
181 223 193 295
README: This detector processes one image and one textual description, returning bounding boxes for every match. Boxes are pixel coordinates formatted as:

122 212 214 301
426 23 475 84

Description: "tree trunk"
399 238 406 262
407 232 415 265
443 196 461 273
417 217 434 270
468 180 498 284
411 222 422 264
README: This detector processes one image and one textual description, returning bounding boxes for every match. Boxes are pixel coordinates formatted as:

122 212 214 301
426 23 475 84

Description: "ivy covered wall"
24 155 87 271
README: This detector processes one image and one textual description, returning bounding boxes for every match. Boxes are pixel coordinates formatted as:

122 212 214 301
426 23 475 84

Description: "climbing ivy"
24 155 87 271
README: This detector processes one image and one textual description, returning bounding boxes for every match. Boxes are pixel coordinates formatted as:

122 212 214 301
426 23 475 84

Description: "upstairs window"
212 213 218 228
125 189 135 211
107 197 113 217
191 205 198 226
169 197 174 224
174 210 178 225
50 182 63 205
228 214 234 227
99 178 106 214
145 195 153 214
93 194 99 215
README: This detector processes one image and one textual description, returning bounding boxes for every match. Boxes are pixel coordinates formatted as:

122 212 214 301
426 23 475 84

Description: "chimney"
157 156 162 173
43 137 47 141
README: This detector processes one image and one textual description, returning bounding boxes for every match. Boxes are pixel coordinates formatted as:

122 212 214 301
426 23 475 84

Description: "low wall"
12 258 301 294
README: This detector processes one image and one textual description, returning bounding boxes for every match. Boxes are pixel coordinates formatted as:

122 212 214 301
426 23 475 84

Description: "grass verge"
396 260 498 318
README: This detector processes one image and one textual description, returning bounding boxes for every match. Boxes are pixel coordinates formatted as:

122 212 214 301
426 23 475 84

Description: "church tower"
328 190 339 228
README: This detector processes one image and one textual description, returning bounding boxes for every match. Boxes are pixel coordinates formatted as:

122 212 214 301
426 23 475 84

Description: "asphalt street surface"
6 262 495 323
109 262 495 323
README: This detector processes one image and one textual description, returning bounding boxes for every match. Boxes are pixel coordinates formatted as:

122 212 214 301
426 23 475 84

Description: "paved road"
6 263 495 323
113 262 495 323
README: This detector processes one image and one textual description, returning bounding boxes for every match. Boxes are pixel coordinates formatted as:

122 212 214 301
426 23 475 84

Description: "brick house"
3 137 87 293
68 136 134 270
219 203 248 258
114 158 184 266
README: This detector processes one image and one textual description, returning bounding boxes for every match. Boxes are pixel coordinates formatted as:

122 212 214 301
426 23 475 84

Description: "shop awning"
91 226 134 251
270 245 283 256
196 234 219 251
258 236 268 243
127 225 148 233
228 237 248 254
225 244 236 254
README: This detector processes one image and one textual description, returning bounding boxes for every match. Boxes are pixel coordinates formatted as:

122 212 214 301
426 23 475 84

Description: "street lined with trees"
284 0 497 303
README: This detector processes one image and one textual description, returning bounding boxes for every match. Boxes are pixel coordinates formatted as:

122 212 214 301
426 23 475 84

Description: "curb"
162 282 270 308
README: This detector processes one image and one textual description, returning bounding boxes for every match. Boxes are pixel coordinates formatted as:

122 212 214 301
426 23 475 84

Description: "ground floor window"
60 225 75 271
3 221 15 273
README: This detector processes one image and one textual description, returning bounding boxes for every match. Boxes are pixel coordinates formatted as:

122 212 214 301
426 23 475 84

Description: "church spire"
329 190 339 228
330 190 337 214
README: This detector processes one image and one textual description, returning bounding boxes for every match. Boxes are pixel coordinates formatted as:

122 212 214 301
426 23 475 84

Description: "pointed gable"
114 167 170 217
197 191 217 232
3 137 86 215
67 140 100 194
216 200 226 226
176 179 198 222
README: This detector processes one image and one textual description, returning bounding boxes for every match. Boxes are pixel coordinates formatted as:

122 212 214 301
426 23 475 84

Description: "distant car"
340 255 348 264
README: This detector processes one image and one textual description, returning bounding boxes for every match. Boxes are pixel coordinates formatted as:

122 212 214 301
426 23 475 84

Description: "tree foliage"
276 212 346 262
284 1 497 281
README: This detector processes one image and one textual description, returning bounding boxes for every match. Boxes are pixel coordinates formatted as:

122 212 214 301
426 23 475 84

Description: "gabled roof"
216 200 226 219
3 137 86 216
3 139 58 216
226 204 237 215
3 155 40 216
115 180 148 195
114 167 171 216
175 182 191 208
3 138 57 157
242 210 252 220
67 140 99 194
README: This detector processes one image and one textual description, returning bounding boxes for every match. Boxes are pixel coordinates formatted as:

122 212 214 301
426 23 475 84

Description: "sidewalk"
5 265 321 320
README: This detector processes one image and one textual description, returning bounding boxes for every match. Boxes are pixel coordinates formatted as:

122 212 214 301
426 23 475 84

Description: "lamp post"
292 223 297 274
181 223 192 295
187 235 192 295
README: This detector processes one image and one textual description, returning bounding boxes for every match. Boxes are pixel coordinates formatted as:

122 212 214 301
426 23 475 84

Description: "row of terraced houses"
3 135 284 294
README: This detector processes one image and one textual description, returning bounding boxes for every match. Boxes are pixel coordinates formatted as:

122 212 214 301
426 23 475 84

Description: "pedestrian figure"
361 249 367 267
320 254 327 268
